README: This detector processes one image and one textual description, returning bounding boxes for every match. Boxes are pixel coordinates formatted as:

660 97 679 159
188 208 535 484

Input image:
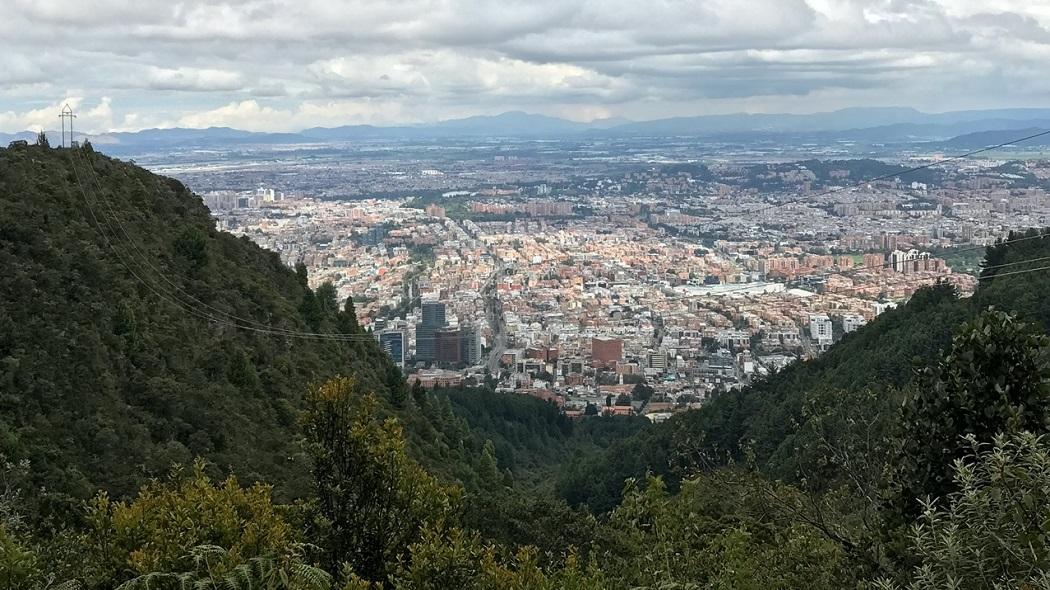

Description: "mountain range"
6 107 1050 150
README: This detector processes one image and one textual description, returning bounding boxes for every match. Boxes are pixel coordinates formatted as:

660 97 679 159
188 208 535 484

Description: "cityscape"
10 1 1050 587
176 138 1050 422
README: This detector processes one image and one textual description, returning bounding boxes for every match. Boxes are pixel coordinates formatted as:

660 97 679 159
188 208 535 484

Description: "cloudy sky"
3 0 1050 133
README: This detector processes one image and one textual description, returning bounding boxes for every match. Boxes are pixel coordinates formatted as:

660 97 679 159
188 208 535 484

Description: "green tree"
387 527 606 590
893 310 1050 517
302 376 459 582
173 227 209 268
884 432 1050 590
411 380 427 408
600 473 853 589
630 382 654 402
79 461 302 589
340 297 361 334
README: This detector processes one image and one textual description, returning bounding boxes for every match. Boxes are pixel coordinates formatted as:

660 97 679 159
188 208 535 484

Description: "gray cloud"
1 0 1049 131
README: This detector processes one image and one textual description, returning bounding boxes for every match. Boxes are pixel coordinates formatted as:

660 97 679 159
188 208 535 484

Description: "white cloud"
176 98 409 131
146 67 245 92
2 0 1050 130
177 100 289 130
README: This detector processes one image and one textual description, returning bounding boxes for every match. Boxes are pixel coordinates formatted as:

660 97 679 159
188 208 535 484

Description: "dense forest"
6 142 1050 589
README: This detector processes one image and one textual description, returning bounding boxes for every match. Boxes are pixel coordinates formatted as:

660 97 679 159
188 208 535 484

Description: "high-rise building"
434 328 462 366
460 324 483 366
890 249 939 273
862 253 886 272
421 301 446 327
647 350 668 371
415 301 447 362
842 315 867 334
378 329 407 368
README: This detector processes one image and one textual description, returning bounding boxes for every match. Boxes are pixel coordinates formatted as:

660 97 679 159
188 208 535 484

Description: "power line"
70 149 478 343
68 149 377 341
978 263 1050 280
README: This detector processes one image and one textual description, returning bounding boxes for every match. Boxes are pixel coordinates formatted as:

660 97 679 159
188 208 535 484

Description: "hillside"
0 142 407 503
0 141 643 516
6 143 1050 588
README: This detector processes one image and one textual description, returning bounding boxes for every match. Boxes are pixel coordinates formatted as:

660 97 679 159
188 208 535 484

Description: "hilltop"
0 142 407 502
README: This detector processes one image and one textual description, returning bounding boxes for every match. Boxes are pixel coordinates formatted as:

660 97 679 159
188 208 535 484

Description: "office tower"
591 337 623 367
460 324 483 366
378 329 406 368
415 301 447 362
434 327 462 366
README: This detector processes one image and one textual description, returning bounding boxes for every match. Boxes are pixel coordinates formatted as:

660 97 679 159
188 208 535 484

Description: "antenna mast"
59 104 76 148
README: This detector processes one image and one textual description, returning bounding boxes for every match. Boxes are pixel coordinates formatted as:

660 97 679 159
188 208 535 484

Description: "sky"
3 0 1050 133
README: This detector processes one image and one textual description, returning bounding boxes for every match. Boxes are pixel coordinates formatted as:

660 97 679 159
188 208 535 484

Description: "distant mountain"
430 111 591 135
943 127 1050 149
607 107 925 135
0 131 37 145
302 111 599 139
606 107 1050 138
10 107 1050 149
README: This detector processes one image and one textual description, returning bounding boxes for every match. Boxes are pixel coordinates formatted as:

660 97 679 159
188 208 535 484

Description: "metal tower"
59 104 76 148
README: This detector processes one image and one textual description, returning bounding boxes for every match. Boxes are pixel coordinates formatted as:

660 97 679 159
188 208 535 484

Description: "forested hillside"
0 142 528 506
7 141 1050 589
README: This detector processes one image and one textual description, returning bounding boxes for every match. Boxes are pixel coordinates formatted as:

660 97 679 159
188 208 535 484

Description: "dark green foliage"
0 145 402 507
889 433 1050 590
462 491 600 559
630 381 653 402
172 227 209 268
974 228 1050 330
302 377 457 581
892 311 1050 516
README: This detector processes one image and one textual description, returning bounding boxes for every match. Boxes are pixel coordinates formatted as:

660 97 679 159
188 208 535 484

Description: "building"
421 301 447 326
862 252 885 272
890 249 944 274
378 329 407 368
415 301 447 361
873 301 898 316
647 350 668 371
460 324 483 366
434 328 462 366
591 337 624 367
809 314 833 348
842 314 868 334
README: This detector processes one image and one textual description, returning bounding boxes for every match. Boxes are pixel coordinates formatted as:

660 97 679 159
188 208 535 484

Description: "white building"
809 314 833 348
842 314 868 334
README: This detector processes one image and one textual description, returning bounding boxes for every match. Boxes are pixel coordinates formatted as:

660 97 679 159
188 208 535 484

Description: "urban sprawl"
192 149 1050 423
